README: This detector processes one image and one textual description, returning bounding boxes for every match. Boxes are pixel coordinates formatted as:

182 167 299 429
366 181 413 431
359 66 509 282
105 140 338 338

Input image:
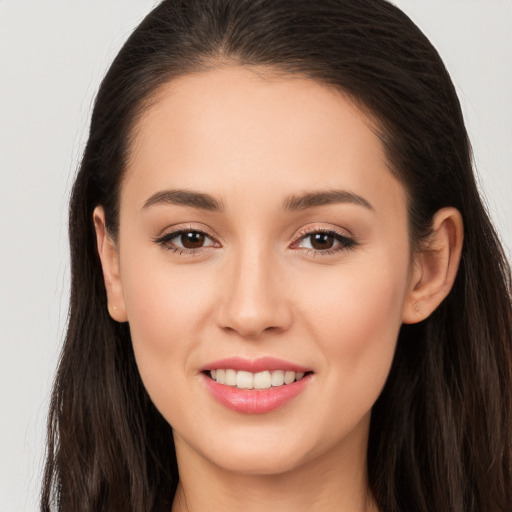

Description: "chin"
207 445 309 476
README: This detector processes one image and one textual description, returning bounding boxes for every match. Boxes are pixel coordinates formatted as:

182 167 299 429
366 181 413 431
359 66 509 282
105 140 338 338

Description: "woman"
41 1 512 511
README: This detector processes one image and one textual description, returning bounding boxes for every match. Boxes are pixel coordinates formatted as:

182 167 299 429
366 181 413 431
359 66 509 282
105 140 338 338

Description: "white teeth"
253 371 272 389
236 371 253 389
225 369 237 386
271 370 284 386
209 368 307 389
284 371 296 385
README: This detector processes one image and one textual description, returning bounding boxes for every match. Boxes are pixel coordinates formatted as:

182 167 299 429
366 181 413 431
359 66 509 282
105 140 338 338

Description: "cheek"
119 260 222 428
306 263 406 341
119 253 216 388
298 249 410 399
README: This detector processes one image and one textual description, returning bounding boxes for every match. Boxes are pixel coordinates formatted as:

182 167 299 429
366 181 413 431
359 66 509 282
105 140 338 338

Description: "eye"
174 231 210 249
154 229 219 253
294 229 356 254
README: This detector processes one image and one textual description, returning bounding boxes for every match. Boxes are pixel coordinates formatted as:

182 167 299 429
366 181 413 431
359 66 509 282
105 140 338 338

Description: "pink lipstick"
201 357 313 414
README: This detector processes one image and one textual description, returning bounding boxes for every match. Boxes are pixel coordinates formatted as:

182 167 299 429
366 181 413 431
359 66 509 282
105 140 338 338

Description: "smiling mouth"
206 369 312 390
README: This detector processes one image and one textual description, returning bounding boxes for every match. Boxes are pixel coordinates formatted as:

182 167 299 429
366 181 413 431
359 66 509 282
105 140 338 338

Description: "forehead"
123 66 406 217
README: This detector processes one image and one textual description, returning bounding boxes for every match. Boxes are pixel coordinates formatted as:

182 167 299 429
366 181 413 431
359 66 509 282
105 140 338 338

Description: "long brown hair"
42 1 512 511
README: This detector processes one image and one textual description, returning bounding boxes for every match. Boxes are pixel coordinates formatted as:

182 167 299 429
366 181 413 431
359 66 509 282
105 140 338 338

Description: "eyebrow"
142 187 373 213
282 189 374 212
143 189 224 211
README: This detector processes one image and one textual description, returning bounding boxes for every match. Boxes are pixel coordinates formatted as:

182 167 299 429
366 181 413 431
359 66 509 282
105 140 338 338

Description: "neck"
171 420 378 512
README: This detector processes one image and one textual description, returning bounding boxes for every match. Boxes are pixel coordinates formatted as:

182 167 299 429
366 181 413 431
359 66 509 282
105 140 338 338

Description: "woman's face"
107 67 416 475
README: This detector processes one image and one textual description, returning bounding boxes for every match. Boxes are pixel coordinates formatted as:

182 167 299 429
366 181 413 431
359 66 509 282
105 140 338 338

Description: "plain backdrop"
0 1 510 510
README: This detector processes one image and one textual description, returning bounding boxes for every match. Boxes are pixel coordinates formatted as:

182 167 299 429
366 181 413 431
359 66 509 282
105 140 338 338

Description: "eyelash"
292 227 357 255
153 227 357 256
153 228 219 255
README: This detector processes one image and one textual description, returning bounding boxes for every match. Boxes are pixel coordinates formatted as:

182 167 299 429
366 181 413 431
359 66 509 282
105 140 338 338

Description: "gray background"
1 1 510 510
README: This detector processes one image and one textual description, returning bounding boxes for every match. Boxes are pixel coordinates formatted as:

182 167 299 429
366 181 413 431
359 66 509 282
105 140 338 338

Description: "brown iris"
310 233 336 250
180 231 206 249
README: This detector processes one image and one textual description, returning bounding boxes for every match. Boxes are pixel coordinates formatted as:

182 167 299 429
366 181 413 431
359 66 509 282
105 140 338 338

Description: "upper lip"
201 356 310 374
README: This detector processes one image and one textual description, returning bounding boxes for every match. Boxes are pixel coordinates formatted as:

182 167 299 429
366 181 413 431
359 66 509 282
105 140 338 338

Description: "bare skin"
94 66 463 512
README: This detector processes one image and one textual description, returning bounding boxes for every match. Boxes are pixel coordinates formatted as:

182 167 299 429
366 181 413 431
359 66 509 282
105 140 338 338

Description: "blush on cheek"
124 262 204 345
123 263 219 411
314 271 403 338
298 267 406 420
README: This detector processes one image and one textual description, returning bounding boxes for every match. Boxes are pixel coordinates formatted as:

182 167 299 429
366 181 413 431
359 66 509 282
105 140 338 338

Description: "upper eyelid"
154 224 221 241
290 226 357 252
293 225 352 241
154 229 219 246
153 229 220 254
153 224 354 248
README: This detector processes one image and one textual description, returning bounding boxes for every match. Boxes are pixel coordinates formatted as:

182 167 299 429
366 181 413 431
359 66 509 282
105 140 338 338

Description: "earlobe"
402 207 463 324
93 206 128 322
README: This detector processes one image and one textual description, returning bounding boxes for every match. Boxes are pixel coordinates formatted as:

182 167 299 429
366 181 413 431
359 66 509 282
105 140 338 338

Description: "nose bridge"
216 238 291 337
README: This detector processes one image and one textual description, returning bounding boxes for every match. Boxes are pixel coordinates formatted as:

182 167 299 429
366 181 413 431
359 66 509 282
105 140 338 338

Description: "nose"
215 246 293 338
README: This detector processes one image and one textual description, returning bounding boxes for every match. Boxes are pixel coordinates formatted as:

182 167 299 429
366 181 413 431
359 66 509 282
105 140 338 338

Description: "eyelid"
290 225 357 254
152 224 222 253
152 223 356 256
292 224 351 242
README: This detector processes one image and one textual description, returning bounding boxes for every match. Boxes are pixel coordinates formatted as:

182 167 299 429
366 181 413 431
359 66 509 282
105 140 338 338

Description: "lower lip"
202 373 312 414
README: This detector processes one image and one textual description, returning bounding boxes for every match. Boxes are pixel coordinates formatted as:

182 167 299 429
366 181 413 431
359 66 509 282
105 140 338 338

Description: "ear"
93 206 128 322
402 207 463 324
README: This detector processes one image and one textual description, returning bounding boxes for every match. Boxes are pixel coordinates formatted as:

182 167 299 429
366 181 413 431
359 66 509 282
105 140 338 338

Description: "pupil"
181 232 205 249
311 233 334 250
